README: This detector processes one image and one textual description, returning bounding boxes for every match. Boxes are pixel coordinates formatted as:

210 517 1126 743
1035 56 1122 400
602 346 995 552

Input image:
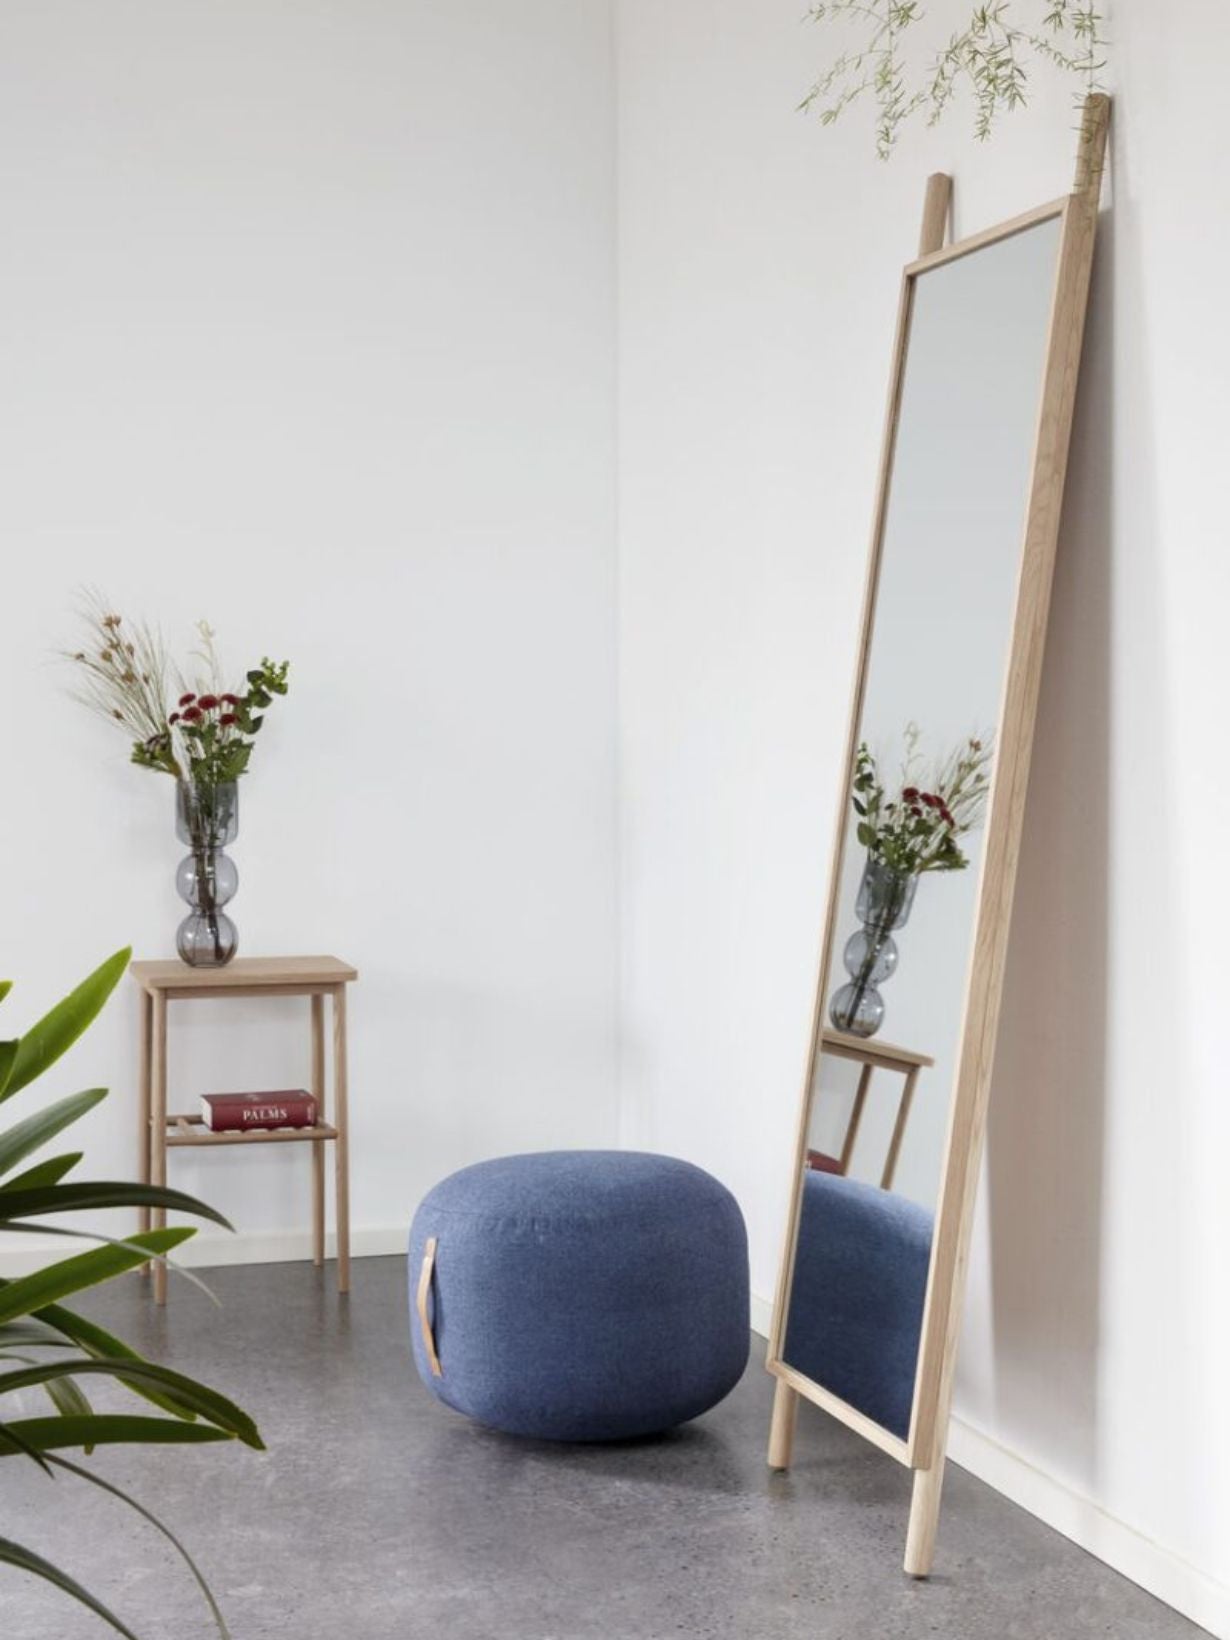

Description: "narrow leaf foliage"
0 952 262 1635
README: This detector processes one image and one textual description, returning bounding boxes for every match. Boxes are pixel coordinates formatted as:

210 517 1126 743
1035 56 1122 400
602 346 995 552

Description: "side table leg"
151 990 169 1306
839 1064 874 1175
311 994 325 1268
333 985 351 1294
881 1066 920 1192
137 987 152 1276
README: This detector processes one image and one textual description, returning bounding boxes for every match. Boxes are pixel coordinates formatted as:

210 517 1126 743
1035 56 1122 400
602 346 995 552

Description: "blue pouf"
408 1151 749 1441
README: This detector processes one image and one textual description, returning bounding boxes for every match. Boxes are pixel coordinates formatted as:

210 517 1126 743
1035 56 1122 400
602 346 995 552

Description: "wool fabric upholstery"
782 1168 934 1440
409 1150 749 1441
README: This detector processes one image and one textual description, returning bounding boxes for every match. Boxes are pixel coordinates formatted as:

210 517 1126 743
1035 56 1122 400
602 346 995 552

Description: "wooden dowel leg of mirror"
918 173 952 257
767 1379 799 1471
1074 92 1110 203
904 1461 946 1577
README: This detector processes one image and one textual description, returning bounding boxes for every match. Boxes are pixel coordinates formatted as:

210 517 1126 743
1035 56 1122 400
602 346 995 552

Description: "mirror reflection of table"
808 1030 935 1192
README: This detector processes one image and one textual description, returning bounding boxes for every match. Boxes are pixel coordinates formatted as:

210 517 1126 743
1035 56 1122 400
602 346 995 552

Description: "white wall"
617 2 1230 1632
0 0 618 1254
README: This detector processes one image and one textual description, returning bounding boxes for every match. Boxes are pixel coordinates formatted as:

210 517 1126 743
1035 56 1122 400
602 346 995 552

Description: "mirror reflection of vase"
829 857 918 1038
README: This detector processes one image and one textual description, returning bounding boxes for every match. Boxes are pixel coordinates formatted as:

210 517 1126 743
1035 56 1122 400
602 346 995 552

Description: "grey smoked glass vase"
175 780 239 968
828 856 918 1039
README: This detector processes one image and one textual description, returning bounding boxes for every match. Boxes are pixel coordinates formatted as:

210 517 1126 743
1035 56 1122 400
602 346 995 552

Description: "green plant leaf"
50 1389 97 1452
44 1372 94 1420
0 1041 17 1092
0 1359 263 1449
0 1228 195 1324
0 1417 55 1474
3 1151 83 1191
0 1415 235 1455
0 1537 143 1639
43 1453 234 1639
0 1319 77 1350
31 1303 202 1421
0 1180 232 1229
0 981 12 1005
0 1224 224 1311
0 1088 107 1178
0 949 130 1104
0 1318 74 1344
42 1372 97 1454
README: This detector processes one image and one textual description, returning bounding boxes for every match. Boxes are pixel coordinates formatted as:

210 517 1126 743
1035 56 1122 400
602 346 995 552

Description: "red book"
806 1148 844 1176
201 1090 318 1132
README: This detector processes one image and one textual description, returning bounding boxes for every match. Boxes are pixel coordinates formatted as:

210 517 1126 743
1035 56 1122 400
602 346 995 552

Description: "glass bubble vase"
828 856 917 1039
175 780 239 968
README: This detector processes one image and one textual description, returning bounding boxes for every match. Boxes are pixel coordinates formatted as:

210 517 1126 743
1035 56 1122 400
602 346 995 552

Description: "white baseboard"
750 1290 775 1339
947 1418 1229 1639
748 1290 1227 1639
0 1225 408 1279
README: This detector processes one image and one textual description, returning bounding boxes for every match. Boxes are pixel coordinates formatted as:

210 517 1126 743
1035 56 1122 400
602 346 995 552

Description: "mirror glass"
781 215 1064 1440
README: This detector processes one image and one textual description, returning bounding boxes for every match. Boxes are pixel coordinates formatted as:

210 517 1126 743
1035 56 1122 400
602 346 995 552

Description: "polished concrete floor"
0 1258 1209 1639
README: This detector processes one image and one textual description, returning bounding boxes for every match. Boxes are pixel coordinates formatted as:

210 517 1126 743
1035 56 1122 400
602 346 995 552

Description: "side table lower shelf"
166 1114 340 1147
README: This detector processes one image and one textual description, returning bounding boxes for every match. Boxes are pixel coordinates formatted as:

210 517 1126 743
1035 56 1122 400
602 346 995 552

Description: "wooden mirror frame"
765 94 1110 1578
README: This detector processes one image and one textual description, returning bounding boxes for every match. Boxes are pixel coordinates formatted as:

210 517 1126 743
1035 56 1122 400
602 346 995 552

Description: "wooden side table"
818 1028 935 1192
131 955 358 1304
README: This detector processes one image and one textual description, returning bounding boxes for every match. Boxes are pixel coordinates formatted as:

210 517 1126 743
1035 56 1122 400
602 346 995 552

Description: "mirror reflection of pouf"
783 1169 934 1441
409 1151 749 1441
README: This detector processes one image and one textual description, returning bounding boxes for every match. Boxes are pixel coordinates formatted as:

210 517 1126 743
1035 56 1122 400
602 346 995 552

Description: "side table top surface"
130 955 358 991
821 1028 934 1070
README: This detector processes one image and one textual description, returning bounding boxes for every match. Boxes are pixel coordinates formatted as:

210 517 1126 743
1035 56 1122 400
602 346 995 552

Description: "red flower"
168 712 181 725
902 786 919 802
178 693 196 708
219 713 238 728
197 694 220 711
221 693 240 706
182 706 203 723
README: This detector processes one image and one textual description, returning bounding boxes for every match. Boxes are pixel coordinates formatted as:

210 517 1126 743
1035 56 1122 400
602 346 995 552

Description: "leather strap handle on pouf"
416 1236 443 1377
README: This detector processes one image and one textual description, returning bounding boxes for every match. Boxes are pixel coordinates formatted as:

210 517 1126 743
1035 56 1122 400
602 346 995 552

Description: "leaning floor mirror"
766 94 1109 1576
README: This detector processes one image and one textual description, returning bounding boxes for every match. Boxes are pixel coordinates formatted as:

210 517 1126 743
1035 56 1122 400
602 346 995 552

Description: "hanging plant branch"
801 1 1107 158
